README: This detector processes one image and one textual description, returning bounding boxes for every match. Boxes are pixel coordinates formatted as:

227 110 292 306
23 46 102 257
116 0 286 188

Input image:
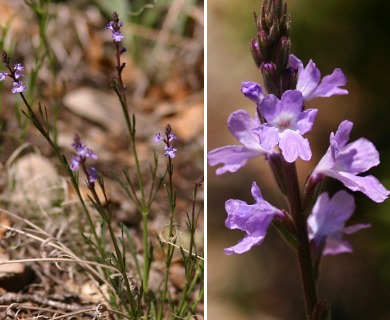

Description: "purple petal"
224 234 266 255
254 125 280 151
227 110 261 148
297 108 318 135
296 59 321 100
241 81 264 103
289 54 304 72
280 90 304 116
328 172 390 203
258 94 279 122
279 130 312 162
333 120 353 148
323 240 353 255
309 68 348 99
343 223 371 235
335 138 379 174
208 145 266 175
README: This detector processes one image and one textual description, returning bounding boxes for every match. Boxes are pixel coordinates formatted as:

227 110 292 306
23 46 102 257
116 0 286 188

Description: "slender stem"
283 160 317 319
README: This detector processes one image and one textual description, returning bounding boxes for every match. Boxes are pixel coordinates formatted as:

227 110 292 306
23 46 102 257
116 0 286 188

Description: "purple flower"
13 63 24 79
224 182 283 255
70 155 81 171
289 54 348 101
307 190 371 255
0 71 7 81
88 167 99 183
105 20 124 42
241 82 264 104
11 81 26 93
165 145 177 158
70 135 98 172
112 31 124 42
256 90 317 162
311 120 390 203
208 110 270 175
154 133 163 143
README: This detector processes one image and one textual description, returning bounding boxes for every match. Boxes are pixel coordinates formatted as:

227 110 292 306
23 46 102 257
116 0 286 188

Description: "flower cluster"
208 0 389 257
155 124 177 158
0 52 27 94
105 12 124 43
70 134 98 184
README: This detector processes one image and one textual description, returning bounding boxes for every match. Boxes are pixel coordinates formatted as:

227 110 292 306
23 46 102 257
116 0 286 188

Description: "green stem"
283 160 317 319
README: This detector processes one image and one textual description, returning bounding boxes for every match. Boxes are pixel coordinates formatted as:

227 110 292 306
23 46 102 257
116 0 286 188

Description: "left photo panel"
0 1 204 319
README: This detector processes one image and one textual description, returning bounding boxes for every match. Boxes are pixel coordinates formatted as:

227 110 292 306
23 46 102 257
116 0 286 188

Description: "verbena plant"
0 8 203 320
208 0 389 319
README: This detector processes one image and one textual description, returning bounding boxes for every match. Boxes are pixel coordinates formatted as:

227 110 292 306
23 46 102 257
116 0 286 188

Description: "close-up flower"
289 54 348 101
307 190 371 255
208 110 270 175
255 90 317 162
105 19 124 42
224 182 283 255
310 120 390 203
11 81 26 93
70 134 98 171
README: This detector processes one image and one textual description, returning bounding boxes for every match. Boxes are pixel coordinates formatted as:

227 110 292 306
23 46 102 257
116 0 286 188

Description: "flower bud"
250 38 263 68
281 67 298 92
273 36 290 71
261 62 279 96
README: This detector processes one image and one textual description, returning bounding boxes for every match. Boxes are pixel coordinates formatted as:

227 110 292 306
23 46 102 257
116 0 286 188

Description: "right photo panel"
207 0 390 319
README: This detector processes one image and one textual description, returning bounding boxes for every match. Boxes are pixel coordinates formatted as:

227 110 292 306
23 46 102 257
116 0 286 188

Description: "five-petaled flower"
255 90 317 162
289 54 348 101
70 134 98 171
155 125 177 159
105 20 124 42
310 120 390 203
208 110 270 175
307 190 371 255
224 182 283 255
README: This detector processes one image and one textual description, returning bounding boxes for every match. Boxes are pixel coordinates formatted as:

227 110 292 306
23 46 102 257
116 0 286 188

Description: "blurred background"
208 0 390 319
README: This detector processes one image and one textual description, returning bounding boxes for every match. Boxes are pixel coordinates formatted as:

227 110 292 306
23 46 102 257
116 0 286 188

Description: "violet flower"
224 182 283 255
307 190 371 255
105 20 124 42
311 120 389 203
70 134 98 171
155 125 177 159
0 71 7 81
165 145 177 158
208 110 270 175
11 81 26 93
256 90 317 162
289 54 348 101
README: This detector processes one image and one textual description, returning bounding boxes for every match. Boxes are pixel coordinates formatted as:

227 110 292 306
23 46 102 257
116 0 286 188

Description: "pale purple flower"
88 167 99 183
154 133 163 143
70 135 98 172
208 110 270 175
165 145 177 158
0 71 7 81
13 63 24 79
105 20 124 42
289 54 348 101
255 90 317 162
311 120 390 203
307 190 371 255
11 81 26 93
241 82 264 104
224 182 283 255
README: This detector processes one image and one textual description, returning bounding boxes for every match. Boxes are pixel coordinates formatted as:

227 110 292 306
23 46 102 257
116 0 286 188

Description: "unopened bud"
250 38 263 68
281 67 297 92
261 62 279 96
273 36 291 71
